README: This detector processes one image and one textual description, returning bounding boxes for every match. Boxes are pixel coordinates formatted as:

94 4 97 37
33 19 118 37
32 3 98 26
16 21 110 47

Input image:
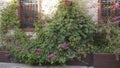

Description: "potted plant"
61 0 72 6
93 53 120 68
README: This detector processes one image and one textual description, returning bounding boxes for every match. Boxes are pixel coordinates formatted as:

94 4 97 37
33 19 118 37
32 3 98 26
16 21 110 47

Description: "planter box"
94 53 120 68
0 51 10 62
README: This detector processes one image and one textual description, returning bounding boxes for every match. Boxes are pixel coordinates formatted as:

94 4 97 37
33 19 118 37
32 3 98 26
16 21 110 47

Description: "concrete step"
0 62 94 68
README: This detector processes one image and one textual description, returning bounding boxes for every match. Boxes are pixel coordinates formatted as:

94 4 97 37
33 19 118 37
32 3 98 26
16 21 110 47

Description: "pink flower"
47 54 57 61
114 17 119 20
48 54 57 58
115 20 120 24
35 49 41 55
61 43 69 49
114 3 120 8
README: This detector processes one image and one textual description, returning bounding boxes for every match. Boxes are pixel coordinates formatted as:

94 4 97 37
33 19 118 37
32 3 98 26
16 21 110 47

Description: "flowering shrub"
93 22 120 53
13 1 95 65
60 43 69 49
0 1 19 34
1 0 120 65
0 0 20 51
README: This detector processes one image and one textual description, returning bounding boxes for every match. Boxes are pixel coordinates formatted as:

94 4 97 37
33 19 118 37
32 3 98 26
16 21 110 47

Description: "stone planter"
94 53 120 68
0 51 10 62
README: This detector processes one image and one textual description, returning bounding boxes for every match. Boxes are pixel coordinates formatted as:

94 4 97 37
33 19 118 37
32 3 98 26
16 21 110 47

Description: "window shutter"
18 0 38 31
98 0 115 24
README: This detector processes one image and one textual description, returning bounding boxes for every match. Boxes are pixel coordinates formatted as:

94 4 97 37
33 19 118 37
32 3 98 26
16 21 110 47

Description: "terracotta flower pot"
61 1 72 6
94 53 120 68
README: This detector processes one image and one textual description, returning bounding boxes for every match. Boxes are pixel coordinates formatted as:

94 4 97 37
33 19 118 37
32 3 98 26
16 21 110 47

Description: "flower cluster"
35 48 42 55
114 16 120 24
47 54 57 61
114 3 120 8
60 43 69 49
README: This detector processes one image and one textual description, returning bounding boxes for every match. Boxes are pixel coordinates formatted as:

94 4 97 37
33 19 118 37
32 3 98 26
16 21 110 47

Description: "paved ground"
0 62 94 68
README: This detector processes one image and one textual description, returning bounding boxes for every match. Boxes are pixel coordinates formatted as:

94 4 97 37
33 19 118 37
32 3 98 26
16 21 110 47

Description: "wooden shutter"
18 0 38 31
98 0 120 24
98 0 115 24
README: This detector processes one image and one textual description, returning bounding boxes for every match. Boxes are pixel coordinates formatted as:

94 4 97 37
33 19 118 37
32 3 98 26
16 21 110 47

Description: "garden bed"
94 53 120 68
1 52 120 68
0 53 93 66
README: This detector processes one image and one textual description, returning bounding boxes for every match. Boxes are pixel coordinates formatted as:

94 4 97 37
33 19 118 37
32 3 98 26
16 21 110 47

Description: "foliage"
2 0 120 66
0 1 19 34
12 28 29 46
0 0 20 51
93 22 120 53
13 1 95 65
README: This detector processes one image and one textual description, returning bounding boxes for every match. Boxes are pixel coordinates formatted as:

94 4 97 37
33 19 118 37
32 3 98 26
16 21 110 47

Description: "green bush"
2 0 120 66
0 1 19 34
13 2 95 65
0 0 20 50
93 22 120 53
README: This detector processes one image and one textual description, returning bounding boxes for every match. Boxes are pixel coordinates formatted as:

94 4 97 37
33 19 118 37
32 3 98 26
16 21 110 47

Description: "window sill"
22 27 34 32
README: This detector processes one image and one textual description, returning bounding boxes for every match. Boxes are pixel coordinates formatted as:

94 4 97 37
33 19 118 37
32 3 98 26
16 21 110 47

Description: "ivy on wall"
0 0 20 47
0 0 19 34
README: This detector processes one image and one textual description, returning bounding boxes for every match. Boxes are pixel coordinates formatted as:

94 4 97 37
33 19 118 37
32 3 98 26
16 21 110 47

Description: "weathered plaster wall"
0 0 11 9
41 0 98 23
41 0 59 17
86 0 98 23
0 0 98 22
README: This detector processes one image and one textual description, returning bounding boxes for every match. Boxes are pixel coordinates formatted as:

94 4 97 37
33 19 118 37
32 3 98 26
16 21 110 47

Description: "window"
18 0 38 31
98 0 120 24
